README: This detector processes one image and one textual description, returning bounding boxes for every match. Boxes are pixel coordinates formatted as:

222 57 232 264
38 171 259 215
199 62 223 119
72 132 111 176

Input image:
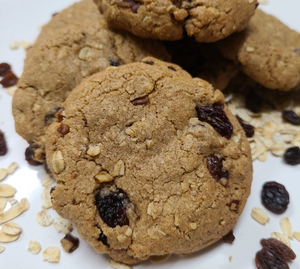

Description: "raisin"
57 123 70 135
95 188 130 228
283 146 300 165
245 90 262 113
294 49 300 55
196 103 233 139
98 230 109 247
109 59 121 66
117 0 141 13
0 63 11 77
229 200 240 211
45 107 62 124
141 60 154 65
0 72 18 88
25 145 42 166
261 238 296 262
256 249 289 269
222 230 235 244
56 107 65 122
261 181 289 214
0 130 8 156
207 153 228 182
236 115 255 137
131 96 149 106
282 110 300 125
167 66 176 71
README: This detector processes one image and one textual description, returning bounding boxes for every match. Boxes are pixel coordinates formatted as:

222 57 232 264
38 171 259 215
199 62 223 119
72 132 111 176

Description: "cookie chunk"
46 57 252 264
94 0 258 42
164 38 239 90
217 9 300 91
12 0 169 163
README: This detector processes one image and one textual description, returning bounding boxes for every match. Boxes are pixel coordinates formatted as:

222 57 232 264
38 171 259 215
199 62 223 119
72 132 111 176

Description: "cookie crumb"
60 233 79 253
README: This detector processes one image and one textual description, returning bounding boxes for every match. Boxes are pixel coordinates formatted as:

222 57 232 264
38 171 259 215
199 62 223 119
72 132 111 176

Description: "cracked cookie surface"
12 0 169 162
94 0 258 42
216 9 300 92
46 57 252 264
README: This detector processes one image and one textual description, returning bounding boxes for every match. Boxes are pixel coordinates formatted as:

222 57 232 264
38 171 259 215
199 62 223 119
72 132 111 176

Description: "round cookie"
216 9 300 91
94 0 258 42
12 0 169 163
46 57 253 264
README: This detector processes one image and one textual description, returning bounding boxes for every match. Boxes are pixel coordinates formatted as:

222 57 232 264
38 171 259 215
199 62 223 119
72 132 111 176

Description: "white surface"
0 0 300 268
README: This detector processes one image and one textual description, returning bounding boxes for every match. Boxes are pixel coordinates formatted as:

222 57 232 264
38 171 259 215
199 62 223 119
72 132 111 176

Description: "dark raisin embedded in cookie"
109 59 121 66
95 188 130 228
44 107 62 125
98 230 109 247
57 123 70 135
117 0 141 13
207 153 229 182
131 96 148 106
25 144 43 166
196 103 233 139
294 49 300 55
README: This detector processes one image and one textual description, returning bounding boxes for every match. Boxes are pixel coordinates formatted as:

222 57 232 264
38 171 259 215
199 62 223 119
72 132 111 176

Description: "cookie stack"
11 0 299 265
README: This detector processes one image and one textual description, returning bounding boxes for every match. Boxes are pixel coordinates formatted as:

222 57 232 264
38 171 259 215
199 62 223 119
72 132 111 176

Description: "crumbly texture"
12 0 169 162
216 9 300 91
164 39 239 90
46 57 253 264
94 0 258 42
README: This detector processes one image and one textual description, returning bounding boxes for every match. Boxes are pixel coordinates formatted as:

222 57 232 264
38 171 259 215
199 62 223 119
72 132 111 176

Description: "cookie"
94 0 258 42
216 9 300 91
46 57 253 264
12 0 169 163
164 38 239 90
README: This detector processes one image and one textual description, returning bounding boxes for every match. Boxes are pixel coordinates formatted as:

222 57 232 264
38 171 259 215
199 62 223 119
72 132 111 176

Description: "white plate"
0 0 300 268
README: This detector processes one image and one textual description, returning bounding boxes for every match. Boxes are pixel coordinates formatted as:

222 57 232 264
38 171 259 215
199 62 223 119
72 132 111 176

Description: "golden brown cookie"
94 0 258 42
12 0 169 163
216 9 300 91
46 57 253 264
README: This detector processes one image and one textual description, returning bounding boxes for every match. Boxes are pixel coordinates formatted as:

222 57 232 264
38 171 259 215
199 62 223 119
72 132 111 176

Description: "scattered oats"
229 256 233 262
0 198 7 214
109 260 133 269
251 207 269 225
52 217 73 234
9 41 20 50
20 198 30 211
0 245 5 253
293 232 300 242
20 41 32 50
246 46 255 52
7 162 19 175
0 184 17 197
41 176 55 187
258 0 268 4
36 209 53 227
150 254 171 263
6 87 17 96
28 240 42 254
0 230 20 243
0 169 8 182
0 201 24 225
271 232 291 247
2 221 22 235
41 186 53 209
43 246 60 263
60 233 79 253
258 151 268 162
52 150 65 173
280 217 293 239
95 171 113 183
